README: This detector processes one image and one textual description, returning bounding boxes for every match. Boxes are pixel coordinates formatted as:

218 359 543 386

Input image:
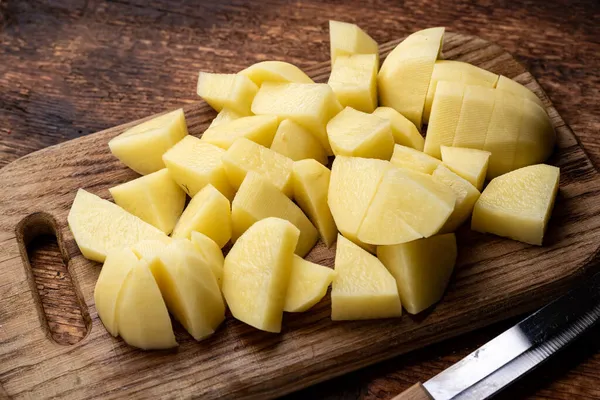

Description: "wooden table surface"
1 1 599 398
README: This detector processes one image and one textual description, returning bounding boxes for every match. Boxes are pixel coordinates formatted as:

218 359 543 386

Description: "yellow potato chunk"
331 235 402 320
496 75 543 107
162 135 235 199
378 27 444 127
196 72 258 115
440 146 491 191
377 233 457 314
239 61 313 86
292 159 338 247
67 189 169 263
390 144 441 174
270 119 328 165
424 60 498 123
452 85 496 149
202 115 279 149
109 108 188 175
222 137 294 197
109 169 186 234
359 168 456 244
513 99 556 171
151 240 225 340
131 239 169 262
328 156 393 251
231 172 318 256
208 107 248 129
372 107 424 151
471 164 560 245
423 81 466 159
117 259 177 349
223 218 300 332
284 256 336 313
171 184 231 247
329 20 379 65
326 107 394 160
251 82 343 155
328 54 378 113
432 165 480 232
190 231 224 288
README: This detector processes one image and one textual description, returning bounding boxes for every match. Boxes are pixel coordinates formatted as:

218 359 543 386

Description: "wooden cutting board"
1 32 600 400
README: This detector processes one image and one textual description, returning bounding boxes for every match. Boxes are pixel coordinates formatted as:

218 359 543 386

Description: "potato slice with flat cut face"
331 235 402 320
329 20 379 65
190 231 224 289
471 164 559 245
208 107 247 129
390 144 441 174
452 85 496 150
440 146 491 191
328 54 378 113
223 218 300 332
239 61 313 86
432 165 480 233
377 233 457 314
197 72 258 115
372 107 424 151
270 119 328 165
284 256 335 313
513 99 556 171
202 115 279 150
109 108 188 175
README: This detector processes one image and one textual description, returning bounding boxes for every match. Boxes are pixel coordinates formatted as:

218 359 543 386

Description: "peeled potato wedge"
284 256 335 313
239 61 313 86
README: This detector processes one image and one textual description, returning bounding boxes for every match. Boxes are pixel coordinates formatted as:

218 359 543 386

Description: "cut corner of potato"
390 143 441 174
432 164 480 233
284 255 335 313
328 53 378 113
440 146 491 191
197 72 258 115
239 60 314 86
329 20 379 65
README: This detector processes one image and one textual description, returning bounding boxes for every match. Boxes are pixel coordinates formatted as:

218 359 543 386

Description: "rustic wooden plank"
0 31 599 399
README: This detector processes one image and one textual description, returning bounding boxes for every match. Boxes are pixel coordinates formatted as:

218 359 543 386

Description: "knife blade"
394 270 600 400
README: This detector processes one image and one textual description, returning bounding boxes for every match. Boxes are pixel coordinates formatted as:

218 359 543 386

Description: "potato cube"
231 172 318 257
109 108 188 175
109 169 186 234
222 137 294 197
440 146 491 191
432 165 480 232
329 20 379 65
190 232 224 289
251 82 342 155
284 256 335 313
239 61 313 86
223 218 300 332
390 144 441 174
372 107 424 151
328 54 378 112
162 135 235 199
208 107 247 129
331 235 402 320
171 184 231 247
377 233 457 314
197 72 258 115
270 119 328 165
471 164 559 245
292 159 338 247
202 115 278 149
326 107 394 160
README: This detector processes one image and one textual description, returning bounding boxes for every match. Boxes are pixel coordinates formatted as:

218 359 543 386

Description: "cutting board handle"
391 383 433 400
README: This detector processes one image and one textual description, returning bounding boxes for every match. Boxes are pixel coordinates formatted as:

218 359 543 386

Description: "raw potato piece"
423 81 466 159
131 239 169 262
452 85 496 149
239 61 314 86
68 189 169 263
197 72 258 115
390 144 441 174
284 256 336 312
377 233 457 314
378 27 445 127
331 235 402 320
496 75 543 107
222 138 294 197
440 146 491 191
171 184 232 248
359 168 456 244
251 82 342 155
151 240 225 340
326 107 394 160
109 108 188 175
372 107 424 151
472 164 559 245
432 165 480 232
292 159 338 247
162 135 235 199
328 54 378 112
109 169 186 234
424 60 498 122
202 115 279 149
270 119 328 165
513 99 556 171
208 108 247 129
328 156 393 251
190 231 224 288
223 218 300 332
329 20 379 65
231 172 318 256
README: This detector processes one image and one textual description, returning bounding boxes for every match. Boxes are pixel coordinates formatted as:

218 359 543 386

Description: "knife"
393 270 600 400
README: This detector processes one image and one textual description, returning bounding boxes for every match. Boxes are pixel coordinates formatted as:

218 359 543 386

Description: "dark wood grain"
1 1 599 399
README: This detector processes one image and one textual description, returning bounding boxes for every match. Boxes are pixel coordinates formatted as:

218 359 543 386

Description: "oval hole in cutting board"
16 212 91 345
